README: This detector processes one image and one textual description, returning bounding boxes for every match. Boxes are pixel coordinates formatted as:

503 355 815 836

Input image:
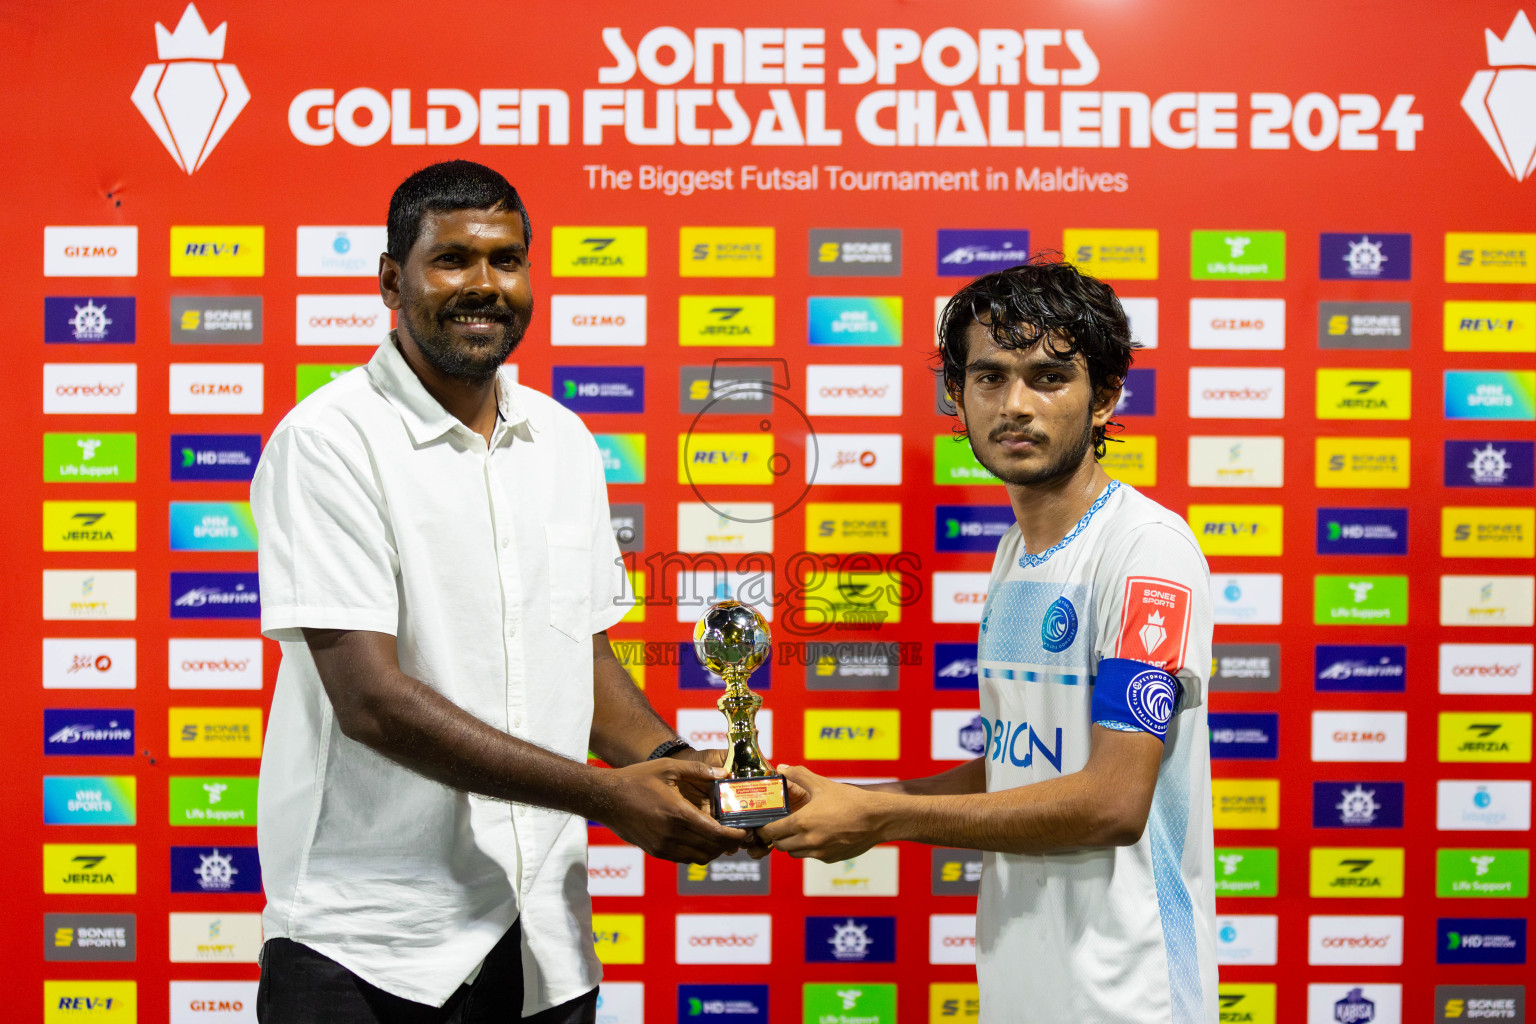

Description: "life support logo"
1040 596 1078 653
1127 669 1179 733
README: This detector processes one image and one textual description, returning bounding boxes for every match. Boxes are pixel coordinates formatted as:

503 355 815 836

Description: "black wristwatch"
646 737 693 761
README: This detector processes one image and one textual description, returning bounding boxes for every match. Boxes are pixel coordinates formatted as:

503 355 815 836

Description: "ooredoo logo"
132 4 248 174
587 845 645 896
1308 915 1404 965
1188 368 1286 418
44 364 138 414
805 365 902 416
168 639 262 690
675 914 772 965
169 363 263 414
296 294 393 345
1440 642 1534 695
928 914 977 965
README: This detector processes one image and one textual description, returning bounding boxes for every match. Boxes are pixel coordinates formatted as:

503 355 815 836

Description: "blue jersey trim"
1018 479 1121 568
1150 734 1203 1024
1091 657 1180 742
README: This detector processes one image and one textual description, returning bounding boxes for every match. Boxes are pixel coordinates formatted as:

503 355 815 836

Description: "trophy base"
712 775 790 829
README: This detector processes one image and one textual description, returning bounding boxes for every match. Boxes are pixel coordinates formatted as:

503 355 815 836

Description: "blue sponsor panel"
1437 918 1527 965
170 572 261 619
1445 440 1535 489
1318 233 1412 281
170 502 259 552
936 230 1030 276
170 845 262 893
1208 712 1279 759
804 916 896 963
678 985 768 1024
678 642 771 690
1444 371 1536 421
552 365 644 413
933 642 978 690
44 296 136 343
43 776 137 825
1316 508 1408 555
1116 368 1156 417
1312 781 1405 829
935 506 1014 553
806 297 901 346
1314 645 1406 693
171 434 262 482
43 709 135 756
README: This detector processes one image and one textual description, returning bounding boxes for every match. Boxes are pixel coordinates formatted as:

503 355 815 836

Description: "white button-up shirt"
252 337 630 1009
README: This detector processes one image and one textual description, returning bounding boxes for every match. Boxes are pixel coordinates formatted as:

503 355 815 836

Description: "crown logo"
155 3 226 60
131 4 249 174
1463 11 1536 181
1487 10 1536 66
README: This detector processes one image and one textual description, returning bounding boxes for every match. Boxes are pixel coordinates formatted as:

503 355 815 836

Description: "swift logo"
131 4 249 174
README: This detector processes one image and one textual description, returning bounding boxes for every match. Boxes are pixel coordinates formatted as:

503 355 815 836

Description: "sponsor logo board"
1209 713 1279 760
1440 643 1534 695
1062 228 1158 280
1188 437 1284 488
933 642 978 691
679 296 775 347
169 363 263 414
43 570 136 621
1434 985 1526 1023
803 847 899 896
44 843 137 894
1307 915 1404 965
295 226 386 277
1116 367 1155 417
1216 915 1279 966
43 501 137 552
936 229 1029 276
44 432 136 483
1309 847 1406 897
550 295 646 346
935 505 1014 553
1438 712 1533 763
1313 781 1404 829
1443 506 1535 558
295 294 391 345
678 850 771 895
169 776 257 826
1440 575 1536 627
680 227 774 277
679 364 775 413
1437 849 1530 899
805 364 902 416
1445 300 1536 352
1312 711 1408 762
171 845 261 893
1189 368 1285 419
1446 232 1536 283
806 915 895 963
1214 847 1278 896
44 363 138 414
171 434 261 482
1316 437 1411 489
809 229 901 276
171 295 263 343
1211 779 1280 830
1317 369 1412 420
43 981 137 1022
805 502 900 553
554 365 644 413
675 914 772 965
930 848 982 896
169 639 262 691
1102 434 1157 486
804 710 899 760
676 503 774 553
169 981 259 1024
1189 504 1284 556
44 913 135 962
45 226 139 277
928 914 976 965
1189 298 1285 350
1437 780 1532 832
1318 301 1411 349
171 572 260 619
804 642 901 692
932 572 990 624
1437 918 1527 965
170 501 257 552
678 984 766 1024
1191 230 1285 280
44 776 136 825
44 709 134 756
169 912 262 962
45 296 136 343
1306 984 1402 1024
43 638 137 690
1317 508 1408 556
1218 984 1277 1024
1445 371 1536 421
1446 440 1535 489
803 984 896 1024
591 913 644 965
808 297 901 346
1320 233 1412 281
551 227 647 277
818 434 902 485
1315 645 1406 693
1210 643 1280 693
1314 575 1408 625
597 434 646 484
1212 574 1283 625
169 226 264 277
609 503 644 553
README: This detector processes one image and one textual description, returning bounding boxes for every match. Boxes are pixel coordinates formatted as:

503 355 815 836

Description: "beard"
398 288 531 386
969 407 1094 487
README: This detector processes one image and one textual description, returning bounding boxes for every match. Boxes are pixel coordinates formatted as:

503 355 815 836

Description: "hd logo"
550 227 646 277
1309 847 1406 897
1438 712 1533 763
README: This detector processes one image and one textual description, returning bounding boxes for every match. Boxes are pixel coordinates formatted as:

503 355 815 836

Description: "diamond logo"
1138 609 1167 655
131 4 249 174
1463 10 1536 181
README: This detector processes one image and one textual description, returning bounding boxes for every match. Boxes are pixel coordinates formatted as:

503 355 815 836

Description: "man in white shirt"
759 256 1220 1023
251 161 748 1024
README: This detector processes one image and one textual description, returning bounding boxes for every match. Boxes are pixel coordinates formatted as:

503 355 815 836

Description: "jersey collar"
1018 479 1121 569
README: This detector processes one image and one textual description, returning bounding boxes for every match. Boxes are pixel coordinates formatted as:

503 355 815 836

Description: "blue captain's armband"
1091 657 1181 742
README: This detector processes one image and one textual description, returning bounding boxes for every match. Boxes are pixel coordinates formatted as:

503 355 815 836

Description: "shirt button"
501 537 510 548
512 715 523 729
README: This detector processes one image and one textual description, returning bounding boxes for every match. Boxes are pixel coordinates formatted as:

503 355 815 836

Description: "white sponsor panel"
295 226 387 277
1440 575 1536 627
1436 780 1532 831
811 434 903 485
805 365 903 416
169 363 264 415
932 572 991 624
587 845 646 897
1215 915 1279 966
1311 711 1408 763
550 295 647 346
1188 367 1286 419
673 570 774 622
42 638 137 689
677 709 773 759
803 846 899 896
43 570 137 621
931 710 986 761
1121 297 1159 349
169 912 262 963
928 914 977 965
676 503 775 553
44 363 138 414
1189 298 1286 350
170 980 259 1024
934 295 948 345
1188 437 1285 488
1212 574 1283 625
45 226 139 277
295 294 393 345
594 982 644 1024
168 639 263 690
1307 915 1404 966
1306 983 1401 1024
1439 643 1534 695
674 914 772 965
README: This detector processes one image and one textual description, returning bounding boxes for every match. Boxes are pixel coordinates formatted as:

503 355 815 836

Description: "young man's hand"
754 765 892 862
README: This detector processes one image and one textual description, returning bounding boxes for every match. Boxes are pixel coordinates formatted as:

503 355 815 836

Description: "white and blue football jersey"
975 480 1218 1024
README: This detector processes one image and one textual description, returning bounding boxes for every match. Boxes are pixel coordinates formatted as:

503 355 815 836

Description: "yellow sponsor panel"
679 226 775 277
678 433 777 485
550 226 647 277
1188 504 1284 556
1446 232 1536 283
169 225 264 276
591 913 645 964
610 639 645 688
1309 847 1405 897
1438 712 1533 763
168 707 264 758
620 570 645 624
1062 228 1159 280
678 295 775 347
1315 369 1411 420
929 983 981 1023
43 843 136 894
42 501 137 552
1102 435 1157 486
44 981 137 1023
804 709 901 760
1442 506 1535 558
1217 984 1276 1024
1444 301 1536 352
805 503 902 553
1211 778 1279 830
1315 438 1410 488
800 567 904 626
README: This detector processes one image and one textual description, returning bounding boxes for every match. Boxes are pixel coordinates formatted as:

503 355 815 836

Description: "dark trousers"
256 921 597 1024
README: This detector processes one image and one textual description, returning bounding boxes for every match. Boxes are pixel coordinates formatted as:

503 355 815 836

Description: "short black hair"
936 253 1137 457
386 160 531 262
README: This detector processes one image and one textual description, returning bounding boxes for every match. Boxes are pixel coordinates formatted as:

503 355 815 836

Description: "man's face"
953 321 1116 487
381 206 533 385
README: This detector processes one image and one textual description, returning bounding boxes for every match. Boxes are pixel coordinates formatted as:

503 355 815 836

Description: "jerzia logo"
1464 11 1536 181
132 4 249 174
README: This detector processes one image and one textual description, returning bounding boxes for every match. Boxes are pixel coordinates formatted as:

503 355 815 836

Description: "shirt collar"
366 332 530 446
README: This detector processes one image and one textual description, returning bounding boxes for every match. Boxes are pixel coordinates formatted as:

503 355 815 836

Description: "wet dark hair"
386 160 531 262
936 252 1137 457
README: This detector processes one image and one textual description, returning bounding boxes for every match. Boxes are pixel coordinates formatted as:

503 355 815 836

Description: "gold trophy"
693 598 790 828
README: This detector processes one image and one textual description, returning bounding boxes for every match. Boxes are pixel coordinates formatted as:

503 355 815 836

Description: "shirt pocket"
545 523 592 642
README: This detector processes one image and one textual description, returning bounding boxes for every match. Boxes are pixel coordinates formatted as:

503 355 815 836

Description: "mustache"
438 304 518 324
988 426 1048 444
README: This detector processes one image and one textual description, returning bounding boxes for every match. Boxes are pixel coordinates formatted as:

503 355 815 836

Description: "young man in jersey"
759 256 1219 1024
